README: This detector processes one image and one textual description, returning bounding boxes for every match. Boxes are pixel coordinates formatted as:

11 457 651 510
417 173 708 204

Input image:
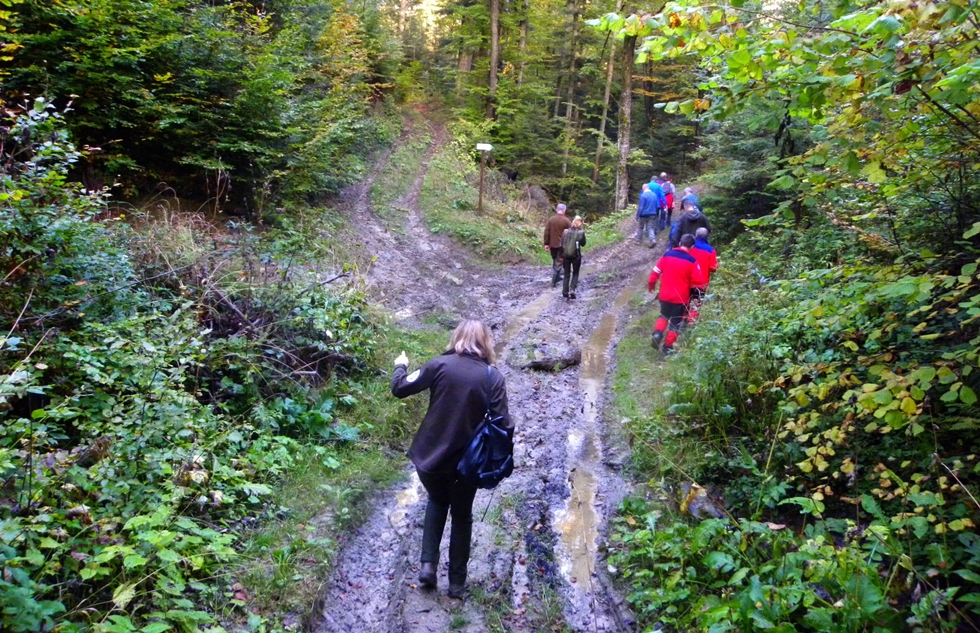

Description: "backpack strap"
484 365 493 418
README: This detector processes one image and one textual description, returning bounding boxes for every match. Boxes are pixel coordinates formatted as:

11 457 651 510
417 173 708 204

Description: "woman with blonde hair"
560 216 587 300
391 319 512 598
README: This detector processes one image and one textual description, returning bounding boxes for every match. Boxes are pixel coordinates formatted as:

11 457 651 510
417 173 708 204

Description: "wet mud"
311 117 665 632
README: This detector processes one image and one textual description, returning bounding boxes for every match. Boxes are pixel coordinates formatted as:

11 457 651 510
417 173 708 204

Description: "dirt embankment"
311 116 665 633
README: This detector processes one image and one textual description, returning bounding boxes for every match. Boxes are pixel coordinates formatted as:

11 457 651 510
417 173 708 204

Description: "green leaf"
861 160 886 184
38 537 60 549
964 222 980 239
703 551 736 572
842 151 860 173
961 386 977 405
956 570 980 584
113 582 138 609
124 554 148 569
769 175 796 190
872 389 893 405
861 494 886 520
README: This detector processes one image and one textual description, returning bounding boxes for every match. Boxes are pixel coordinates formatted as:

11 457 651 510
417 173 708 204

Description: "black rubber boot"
419 562 437 589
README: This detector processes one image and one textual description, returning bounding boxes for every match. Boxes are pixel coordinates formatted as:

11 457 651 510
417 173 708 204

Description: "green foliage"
0 106 389 631
4 0 398 212
610 249 980 629
609 507 918 632
0 100 139 324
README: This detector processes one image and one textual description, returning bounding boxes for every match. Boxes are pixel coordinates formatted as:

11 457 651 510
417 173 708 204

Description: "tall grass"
420 140 543 263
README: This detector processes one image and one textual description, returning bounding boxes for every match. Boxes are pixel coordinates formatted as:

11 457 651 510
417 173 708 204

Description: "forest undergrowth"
609 235 980 631
0 101 456 633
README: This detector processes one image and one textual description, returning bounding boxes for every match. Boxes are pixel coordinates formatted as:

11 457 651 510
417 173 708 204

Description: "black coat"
677 210 711 240
391 352 511 474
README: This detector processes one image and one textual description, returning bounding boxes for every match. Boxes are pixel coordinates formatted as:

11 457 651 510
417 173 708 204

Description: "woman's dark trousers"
562 256 581 297
417 471 478 585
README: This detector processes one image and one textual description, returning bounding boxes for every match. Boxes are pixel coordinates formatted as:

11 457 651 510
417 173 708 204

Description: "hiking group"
389 174 717 602
544 172 718 356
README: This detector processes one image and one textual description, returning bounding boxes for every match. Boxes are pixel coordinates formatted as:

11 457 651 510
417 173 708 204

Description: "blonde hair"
572 216 583 228
447 319 496 364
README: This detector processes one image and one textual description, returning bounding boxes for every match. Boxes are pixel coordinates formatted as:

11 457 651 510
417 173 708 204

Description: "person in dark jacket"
560 216 587 299
543 203 572 287
669 201 712 248
647 234 706 354
391 320 512 598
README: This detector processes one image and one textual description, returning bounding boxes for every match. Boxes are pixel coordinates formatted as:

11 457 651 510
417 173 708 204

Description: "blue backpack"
457 366 514 489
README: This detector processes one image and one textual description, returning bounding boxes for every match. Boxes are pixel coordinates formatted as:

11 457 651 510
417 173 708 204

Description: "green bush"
610 243 980 630
0 103 386 632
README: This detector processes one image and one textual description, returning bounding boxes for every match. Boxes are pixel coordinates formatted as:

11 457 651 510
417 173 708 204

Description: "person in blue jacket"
679 187 700 210
636 184 660 246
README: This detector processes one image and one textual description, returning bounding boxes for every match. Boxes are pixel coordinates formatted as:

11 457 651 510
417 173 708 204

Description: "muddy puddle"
555 268 648 594
495 289 559 359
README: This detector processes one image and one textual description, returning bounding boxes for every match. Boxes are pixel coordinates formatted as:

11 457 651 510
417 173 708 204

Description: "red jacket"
648 247 706 304
690 238 718 289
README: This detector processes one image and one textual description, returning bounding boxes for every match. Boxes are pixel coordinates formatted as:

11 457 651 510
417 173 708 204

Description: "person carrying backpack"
543 203 572 287
560 216 587 300
391 320 512 599
658 172 676 232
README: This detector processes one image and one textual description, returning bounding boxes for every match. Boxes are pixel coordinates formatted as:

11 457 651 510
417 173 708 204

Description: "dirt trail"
312 116 663 632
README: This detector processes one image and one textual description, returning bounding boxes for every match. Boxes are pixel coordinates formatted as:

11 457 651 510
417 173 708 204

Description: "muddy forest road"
312 118 664 633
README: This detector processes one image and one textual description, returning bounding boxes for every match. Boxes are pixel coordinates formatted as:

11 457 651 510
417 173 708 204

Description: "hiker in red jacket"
647 234 706 354
687 227 718 323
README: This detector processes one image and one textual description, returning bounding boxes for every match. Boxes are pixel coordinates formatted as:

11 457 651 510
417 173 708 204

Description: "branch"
916 85 980 144
298 272 352 297
723 4 862 37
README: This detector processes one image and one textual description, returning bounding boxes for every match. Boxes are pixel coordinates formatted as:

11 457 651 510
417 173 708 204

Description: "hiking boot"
569 292 576 299
663 346 675 357
652 331 663 347
562 293 569 300
419 562 436 589
448 582 466 599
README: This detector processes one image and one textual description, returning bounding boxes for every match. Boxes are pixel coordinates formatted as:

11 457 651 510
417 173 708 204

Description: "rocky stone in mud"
522 349 582 372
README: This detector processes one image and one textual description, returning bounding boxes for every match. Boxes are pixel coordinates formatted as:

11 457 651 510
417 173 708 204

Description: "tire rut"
313 116 665 632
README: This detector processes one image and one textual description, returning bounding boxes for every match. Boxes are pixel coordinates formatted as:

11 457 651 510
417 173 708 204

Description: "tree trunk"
517 0 529 86
456 51 473 98
592 35 616 183
560 0 580 175
593 0 623 184
553 5 575 118
615 34 637 211
399 0 409 35
644 59 656 121
487 0 500 119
